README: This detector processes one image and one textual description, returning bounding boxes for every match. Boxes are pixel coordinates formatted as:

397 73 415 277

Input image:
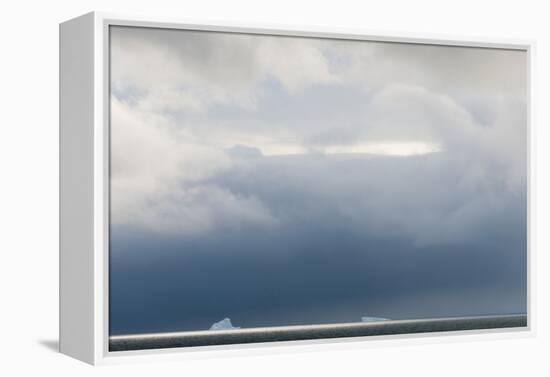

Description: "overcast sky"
109 26 527 335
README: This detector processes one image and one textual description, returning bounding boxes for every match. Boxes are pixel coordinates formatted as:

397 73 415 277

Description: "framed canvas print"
60 12 532 365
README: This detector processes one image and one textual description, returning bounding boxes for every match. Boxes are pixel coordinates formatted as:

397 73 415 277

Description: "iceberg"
361 316 390 322
209 317 240 331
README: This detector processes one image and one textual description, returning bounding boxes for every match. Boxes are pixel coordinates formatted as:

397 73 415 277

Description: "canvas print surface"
108 26 527 346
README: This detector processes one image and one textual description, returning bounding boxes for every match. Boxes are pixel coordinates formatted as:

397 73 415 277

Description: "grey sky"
109 26 527 334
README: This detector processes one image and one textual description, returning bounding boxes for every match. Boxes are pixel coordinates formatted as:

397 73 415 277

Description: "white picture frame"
59 11 535 365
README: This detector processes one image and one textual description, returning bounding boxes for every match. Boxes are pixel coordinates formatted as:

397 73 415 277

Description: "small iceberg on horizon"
361 316 390 322
209 317 240 331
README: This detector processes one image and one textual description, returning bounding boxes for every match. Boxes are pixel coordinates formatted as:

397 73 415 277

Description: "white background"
0 0 547 375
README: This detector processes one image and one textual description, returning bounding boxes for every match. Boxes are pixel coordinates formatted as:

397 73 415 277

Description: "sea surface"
110 314 527 351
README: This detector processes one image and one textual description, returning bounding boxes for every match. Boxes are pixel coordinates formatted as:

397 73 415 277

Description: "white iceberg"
361 316 390 322
209 317 240 331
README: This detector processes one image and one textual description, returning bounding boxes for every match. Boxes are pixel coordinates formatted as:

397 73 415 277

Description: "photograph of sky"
109 26 527 336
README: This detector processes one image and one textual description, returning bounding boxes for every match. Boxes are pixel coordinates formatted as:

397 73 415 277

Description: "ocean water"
110 314 527 351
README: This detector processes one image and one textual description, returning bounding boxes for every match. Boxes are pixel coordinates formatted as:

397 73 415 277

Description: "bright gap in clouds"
259 144 309 156
256 141 442 157
323 142 442 156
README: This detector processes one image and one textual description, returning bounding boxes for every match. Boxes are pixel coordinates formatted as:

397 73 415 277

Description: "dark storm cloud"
110 153 526 334
110 208 526 334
